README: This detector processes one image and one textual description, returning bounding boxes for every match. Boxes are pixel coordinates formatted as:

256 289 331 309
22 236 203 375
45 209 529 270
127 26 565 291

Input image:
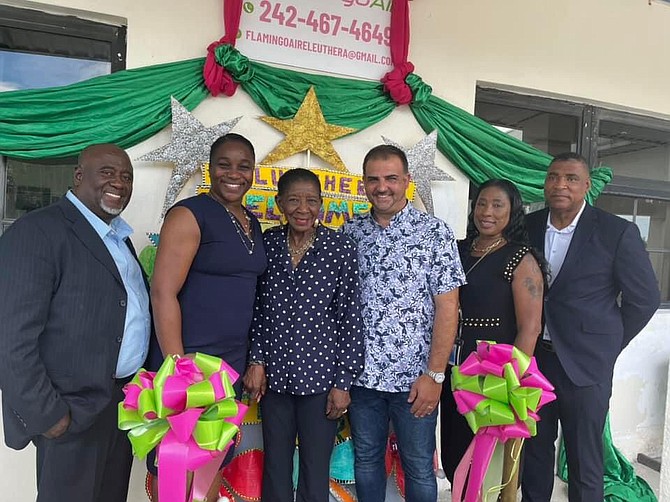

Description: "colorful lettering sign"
237 0 393 80
197 165 415 229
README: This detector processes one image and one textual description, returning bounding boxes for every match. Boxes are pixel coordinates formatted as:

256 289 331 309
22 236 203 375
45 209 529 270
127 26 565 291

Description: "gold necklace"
471 237 504 254
287 227 316 257
208 192 255 255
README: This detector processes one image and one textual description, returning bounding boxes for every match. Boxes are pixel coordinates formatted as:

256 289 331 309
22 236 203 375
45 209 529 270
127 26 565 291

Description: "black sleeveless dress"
440 242 531 484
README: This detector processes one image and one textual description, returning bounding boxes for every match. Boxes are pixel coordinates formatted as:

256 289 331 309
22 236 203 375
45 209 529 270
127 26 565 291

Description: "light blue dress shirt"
66 191 151 377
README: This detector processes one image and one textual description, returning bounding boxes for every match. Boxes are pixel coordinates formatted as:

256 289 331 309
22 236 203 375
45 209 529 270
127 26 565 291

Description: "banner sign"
198 165 415 229
237 0 394 80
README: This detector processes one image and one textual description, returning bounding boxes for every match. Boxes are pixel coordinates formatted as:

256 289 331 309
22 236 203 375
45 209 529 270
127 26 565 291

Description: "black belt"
540 339 555 352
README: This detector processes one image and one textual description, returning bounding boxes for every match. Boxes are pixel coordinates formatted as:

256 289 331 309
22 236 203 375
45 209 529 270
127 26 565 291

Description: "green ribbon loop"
193 353 224 378
406 73 433 107
452 351 544 434
511 347 532 376
118 354 243 461
213 44 255 83
126 418 171 458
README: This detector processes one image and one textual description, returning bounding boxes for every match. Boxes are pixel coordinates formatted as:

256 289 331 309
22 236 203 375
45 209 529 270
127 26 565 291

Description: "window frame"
0 5 126 233
0 5 126 70
475 85 670 307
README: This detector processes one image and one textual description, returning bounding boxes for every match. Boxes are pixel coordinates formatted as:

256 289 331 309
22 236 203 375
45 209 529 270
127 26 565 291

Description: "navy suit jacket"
526 204 660 386
0 197 149 449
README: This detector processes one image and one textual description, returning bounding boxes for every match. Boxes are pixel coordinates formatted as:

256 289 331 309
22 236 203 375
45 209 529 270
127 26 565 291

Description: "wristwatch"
427 370 446 384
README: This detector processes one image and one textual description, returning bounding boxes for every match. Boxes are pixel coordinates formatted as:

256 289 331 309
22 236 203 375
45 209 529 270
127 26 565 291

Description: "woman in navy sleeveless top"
147 133 267 500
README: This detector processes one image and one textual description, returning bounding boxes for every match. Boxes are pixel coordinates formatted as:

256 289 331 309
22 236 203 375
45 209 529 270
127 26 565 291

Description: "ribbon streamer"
118 353 247 502
451 342 556 502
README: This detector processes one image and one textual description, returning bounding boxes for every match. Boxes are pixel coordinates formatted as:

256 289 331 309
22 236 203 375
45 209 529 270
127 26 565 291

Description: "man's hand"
326 388 351 420
43 411 70 439
243 365 267 402
408 374 441 418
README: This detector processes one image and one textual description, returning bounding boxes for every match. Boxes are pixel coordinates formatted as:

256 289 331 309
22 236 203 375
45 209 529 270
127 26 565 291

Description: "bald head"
78 144 131 168
73 144 134 224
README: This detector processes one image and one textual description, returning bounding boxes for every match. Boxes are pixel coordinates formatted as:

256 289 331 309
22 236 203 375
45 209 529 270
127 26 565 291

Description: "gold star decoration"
260 87 356 172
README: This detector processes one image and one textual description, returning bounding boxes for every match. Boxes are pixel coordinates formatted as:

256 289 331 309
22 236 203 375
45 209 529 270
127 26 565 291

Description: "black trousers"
521 345 611 502
33 379 133 502
261 390 337 502
440 365 474 484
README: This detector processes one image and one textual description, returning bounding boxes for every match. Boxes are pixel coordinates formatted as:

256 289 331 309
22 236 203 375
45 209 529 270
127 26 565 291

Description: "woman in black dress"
440 179 548 493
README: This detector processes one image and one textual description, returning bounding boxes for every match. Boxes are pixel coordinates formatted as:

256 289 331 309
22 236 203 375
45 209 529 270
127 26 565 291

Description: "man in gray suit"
0 144 151 502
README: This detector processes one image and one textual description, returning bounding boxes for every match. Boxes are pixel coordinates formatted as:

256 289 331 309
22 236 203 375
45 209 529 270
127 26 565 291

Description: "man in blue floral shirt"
342 144 465 502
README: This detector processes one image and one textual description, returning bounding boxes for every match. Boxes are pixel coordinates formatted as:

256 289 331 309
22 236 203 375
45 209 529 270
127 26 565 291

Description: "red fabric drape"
381 0 414 105
203 0 243 96
205 0 414 102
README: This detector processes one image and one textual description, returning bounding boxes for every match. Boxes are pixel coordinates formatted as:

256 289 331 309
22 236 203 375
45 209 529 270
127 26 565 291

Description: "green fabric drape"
213 45 396 130
0 58 209 159
406 76 611 204
0 48 611 203
557 415 657 501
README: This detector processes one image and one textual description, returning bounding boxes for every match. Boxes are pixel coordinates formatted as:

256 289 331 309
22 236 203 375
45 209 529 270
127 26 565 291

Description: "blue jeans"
349 385 438 502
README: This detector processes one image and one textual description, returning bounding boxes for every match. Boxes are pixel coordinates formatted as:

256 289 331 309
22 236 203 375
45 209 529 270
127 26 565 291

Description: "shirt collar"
546 200 586 234
66 190 133 241
370 200 412 228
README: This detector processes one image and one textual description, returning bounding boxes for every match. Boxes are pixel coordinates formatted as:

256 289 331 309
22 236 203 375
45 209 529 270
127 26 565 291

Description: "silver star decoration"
383 130 453 215
138 97 241 216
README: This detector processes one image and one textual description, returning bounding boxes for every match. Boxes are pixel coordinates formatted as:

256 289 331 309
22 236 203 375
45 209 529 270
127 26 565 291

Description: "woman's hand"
326 388 351 420
243 365 267 402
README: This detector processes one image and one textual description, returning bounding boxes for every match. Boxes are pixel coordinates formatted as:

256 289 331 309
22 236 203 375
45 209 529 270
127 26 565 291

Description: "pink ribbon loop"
451 341 556 502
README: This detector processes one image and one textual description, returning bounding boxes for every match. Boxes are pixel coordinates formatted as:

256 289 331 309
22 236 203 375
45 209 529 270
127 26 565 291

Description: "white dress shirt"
543 200 586 340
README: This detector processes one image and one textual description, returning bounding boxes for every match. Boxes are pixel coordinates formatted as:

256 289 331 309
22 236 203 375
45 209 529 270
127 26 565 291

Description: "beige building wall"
1 0 669 499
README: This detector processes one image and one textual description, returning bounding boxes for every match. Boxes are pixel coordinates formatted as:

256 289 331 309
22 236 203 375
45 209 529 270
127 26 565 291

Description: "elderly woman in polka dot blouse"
243 168 364 502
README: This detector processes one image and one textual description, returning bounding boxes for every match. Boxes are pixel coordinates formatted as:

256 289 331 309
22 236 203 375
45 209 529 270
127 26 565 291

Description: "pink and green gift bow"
451 341 556 502
118 353 247 502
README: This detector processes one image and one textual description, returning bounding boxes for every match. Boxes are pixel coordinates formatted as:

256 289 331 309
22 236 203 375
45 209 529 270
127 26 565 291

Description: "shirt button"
119 300 127 307
116 336 123 343
111 373 116 379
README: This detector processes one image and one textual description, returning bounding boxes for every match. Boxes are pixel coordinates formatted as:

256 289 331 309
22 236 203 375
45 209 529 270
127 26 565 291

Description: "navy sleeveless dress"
146 194 266 475
173 194 267 375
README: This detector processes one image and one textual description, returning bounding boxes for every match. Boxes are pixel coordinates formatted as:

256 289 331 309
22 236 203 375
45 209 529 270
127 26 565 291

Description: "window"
0 5 126 234
475 87 670 304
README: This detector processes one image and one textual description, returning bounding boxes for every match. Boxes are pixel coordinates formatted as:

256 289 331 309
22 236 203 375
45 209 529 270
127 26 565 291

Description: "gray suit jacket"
526 204 660 386
0 197 145 449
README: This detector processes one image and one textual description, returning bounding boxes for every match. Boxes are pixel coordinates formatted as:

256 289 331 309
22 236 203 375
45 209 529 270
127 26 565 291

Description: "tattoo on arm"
523 276 542 300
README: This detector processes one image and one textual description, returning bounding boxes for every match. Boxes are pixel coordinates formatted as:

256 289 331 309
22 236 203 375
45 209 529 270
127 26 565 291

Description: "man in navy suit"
521 152 660 501
0 144 151 502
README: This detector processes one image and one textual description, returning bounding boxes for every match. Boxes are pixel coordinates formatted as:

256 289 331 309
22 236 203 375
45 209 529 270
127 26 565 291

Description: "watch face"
429 371 445 384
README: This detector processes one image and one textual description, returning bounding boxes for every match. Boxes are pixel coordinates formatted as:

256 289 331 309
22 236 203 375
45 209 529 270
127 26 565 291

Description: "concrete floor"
0 441 660 500
123 458 662 501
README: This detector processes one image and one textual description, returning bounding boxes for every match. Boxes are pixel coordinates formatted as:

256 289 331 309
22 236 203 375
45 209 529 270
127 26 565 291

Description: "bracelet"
248 360 265 366
170 354 182 362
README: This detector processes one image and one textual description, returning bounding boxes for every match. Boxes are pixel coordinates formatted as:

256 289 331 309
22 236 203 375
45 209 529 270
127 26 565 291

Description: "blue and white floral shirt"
342 203 465 392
